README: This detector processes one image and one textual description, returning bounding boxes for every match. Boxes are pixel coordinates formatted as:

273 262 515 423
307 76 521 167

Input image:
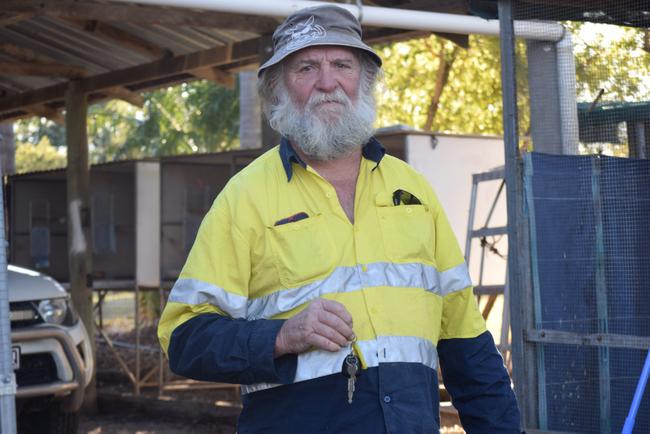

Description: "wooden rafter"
0 12 33 27
0 42 90 80
103 86 144 107
1 1 280 34
0 61 86 78
0 38 259 114
0 42 69 64
26 103 64 124
64 19 172 59
190 67 235 89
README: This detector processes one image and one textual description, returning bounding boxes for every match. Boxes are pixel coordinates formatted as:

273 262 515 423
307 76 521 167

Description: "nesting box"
6 149 262 288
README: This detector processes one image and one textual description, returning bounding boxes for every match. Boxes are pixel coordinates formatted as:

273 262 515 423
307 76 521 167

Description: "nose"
315 67 338 93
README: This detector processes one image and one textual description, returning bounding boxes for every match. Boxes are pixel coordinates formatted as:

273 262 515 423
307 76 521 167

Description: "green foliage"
374 34 530 135
15 136 66 174
15 79 240 165
569 22 650 103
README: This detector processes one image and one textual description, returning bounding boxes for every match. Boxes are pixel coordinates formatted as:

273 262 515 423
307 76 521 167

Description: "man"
158 5 521 433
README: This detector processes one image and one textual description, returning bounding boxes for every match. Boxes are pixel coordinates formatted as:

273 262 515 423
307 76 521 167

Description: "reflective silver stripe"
167 278 248 319
240 336 438 395
247 266 360 320
363 262 439 292
438 262 472 296
356 335 438 370
170 262 471 321
247 261 470 319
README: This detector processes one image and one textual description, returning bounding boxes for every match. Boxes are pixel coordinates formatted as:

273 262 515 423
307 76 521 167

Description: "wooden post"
65 80 96 411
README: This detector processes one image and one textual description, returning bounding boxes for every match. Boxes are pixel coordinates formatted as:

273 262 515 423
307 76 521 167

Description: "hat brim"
257 37 382 77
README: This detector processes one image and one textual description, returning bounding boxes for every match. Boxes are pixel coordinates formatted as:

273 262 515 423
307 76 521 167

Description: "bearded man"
158 5 521 433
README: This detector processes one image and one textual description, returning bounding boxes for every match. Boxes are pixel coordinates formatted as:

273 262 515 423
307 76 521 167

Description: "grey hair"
257 51 382 122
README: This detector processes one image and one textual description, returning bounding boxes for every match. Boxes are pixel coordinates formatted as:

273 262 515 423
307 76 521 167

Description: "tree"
15 136 66 174
15 79 240 166
374 23 649 141
374 34 530 136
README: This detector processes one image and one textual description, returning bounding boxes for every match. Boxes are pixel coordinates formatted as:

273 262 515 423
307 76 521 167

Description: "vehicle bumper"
11 323 92 412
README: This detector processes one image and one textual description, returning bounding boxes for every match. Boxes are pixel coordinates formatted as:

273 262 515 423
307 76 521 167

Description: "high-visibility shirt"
158 138 521 433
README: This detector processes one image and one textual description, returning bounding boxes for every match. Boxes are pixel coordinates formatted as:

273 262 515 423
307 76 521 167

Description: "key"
342 352 359 404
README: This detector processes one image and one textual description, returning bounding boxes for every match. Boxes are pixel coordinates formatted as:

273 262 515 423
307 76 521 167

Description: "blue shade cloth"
526 152 650 433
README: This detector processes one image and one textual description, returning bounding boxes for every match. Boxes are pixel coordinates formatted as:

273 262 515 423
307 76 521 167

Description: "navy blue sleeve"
168 313 297 385
438 331 521 433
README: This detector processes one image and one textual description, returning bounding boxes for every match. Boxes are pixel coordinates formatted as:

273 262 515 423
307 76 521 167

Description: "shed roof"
0 0 438 123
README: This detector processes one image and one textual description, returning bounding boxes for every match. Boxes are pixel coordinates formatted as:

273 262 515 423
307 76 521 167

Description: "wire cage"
499 1 650 432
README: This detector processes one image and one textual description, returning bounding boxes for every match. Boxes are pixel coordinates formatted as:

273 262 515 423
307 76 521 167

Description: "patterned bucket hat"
258 4 382 76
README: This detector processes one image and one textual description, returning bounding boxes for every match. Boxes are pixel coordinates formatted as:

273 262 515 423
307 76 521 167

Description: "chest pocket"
267 214 337 288
377 205 436 264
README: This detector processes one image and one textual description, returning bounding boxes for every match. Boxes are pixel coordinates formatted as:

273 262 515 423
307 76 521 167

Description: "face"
264 46 376 162
283 46 362 113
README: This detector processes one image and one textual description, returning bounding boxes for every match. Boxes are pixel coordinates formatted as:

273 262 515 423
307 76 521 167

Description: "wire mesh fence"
508 2 650 432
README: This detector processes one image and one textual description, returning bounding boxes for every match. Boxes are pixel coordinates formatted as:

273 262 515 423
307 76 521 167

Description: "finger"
312 321 350 348
307 332 342 352
319 299 354 326
317 310 355 341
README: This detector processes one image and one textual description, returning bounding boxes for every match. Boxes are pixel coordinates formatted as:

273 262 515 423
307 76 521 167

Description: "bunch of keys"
342 345 360 404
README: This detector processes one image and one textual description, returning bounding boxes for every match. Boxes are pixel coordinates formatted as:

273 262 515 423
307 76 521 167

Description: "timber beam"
0 38 259 114
190 67 235 89
0 42 88 78
26 103 64 124
0 12 33 27
0 61 86 78
102 86 144 107
65 19 173 59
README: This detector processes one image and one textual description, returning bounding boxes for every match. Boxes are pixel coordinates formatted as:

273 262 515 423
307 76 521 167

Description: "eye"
299 65 314 73
334 62 351 69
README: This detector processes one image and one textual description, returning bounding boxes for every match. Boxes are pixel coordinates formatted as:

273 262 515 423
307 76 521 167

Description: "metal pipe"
0 151 16 433
498 0 531 430
622 348 650 434
556 31 580 154
16 382 78 399
108 0 564 41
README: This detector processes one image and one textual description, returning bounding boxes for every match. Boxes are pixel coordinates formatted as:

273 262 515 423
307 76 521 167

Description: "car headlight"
37 299 69 325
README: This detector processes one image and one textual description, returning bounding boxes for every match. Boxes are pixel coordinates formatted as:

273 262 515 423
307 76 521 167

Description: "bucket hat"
258 4 382 76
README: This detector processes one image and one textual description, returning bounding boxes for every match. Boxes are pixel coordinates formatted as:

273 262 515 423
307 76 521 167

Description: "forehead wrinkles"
288 47 357 66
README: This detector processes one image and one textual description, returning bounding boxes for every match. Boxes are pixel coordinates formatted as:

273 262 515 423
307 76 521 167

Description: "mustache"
306 89 352 110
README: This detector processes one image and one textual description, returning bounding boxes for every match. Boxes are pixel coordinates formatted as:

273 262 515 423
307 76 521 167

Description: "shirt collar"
279 136 386 182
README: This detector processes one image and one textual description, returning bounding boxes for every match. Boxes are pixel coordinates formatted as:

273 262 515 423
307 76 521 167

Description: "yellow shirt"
158 138 486 394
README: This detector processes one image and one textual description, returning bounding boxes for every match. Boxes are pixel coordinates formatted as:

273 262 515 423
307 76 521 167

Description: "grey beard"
268 86 376 161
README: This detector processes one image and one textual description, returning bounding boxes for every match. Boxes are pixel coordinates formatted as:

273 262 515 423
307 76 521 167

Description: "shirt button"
326 192 334 198
383 395 391 403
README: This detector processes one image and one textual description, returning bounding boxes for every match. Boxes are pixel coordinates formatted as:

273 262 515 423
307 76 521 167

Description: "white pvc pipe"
111 0 577 151
109 0 564 41
556 31 580 154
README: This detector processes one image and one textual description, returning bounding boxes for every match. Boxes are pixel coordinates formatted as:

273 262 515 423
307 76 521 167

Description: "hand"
274 298 355 357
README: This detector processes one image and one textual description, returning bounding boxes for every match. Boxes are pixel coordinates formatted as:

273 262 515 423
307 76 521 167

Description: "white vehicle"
9 265 94 433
